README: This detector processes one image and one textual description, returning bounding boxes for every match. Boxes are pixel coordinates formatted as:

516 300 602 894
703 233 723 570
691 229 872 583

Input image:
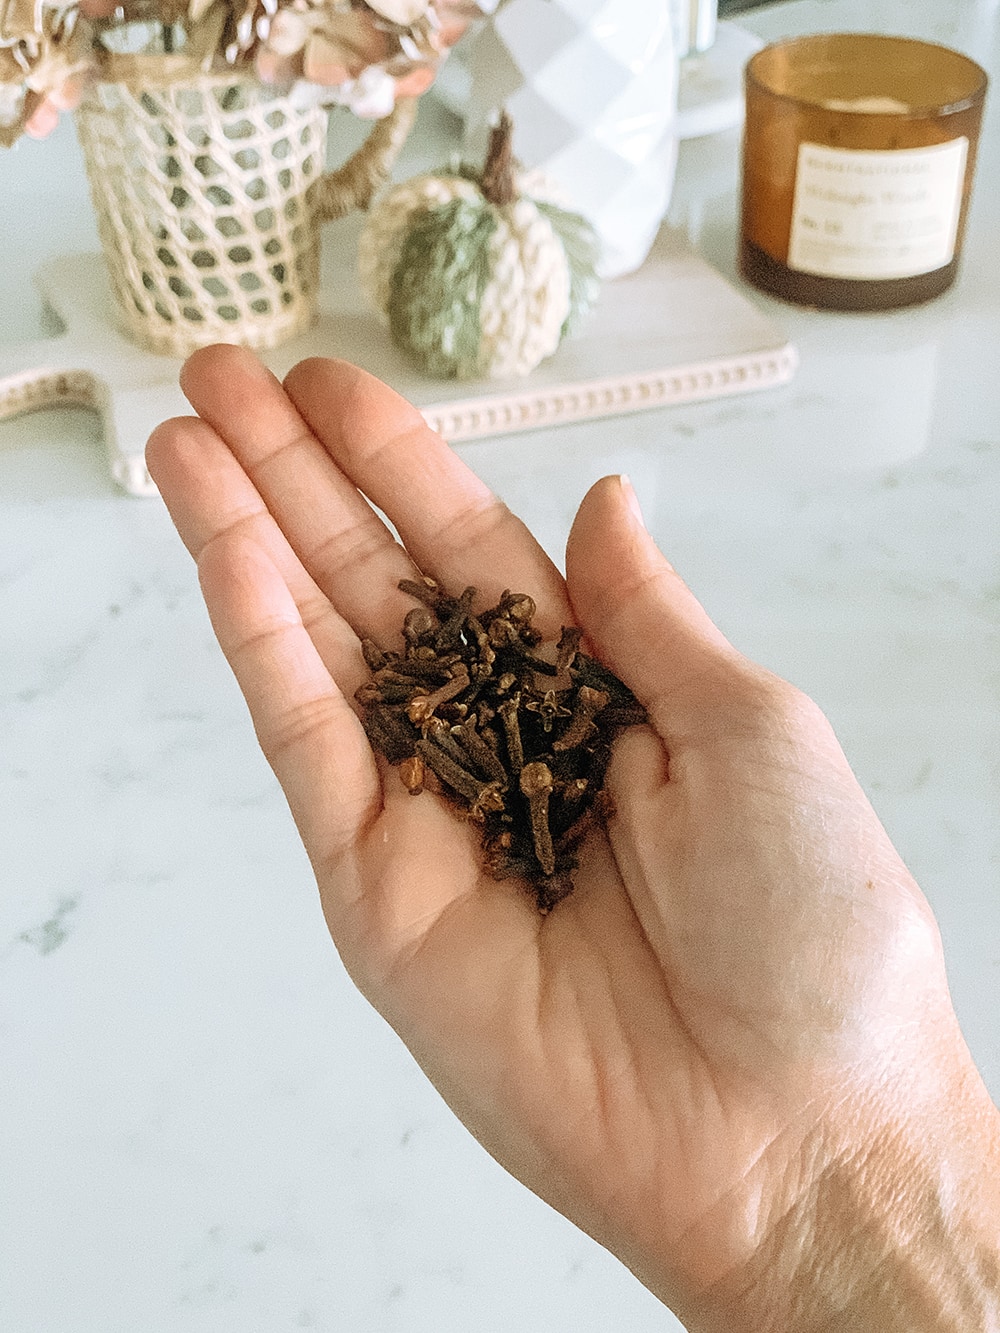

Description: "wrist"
696 1057 1000 1333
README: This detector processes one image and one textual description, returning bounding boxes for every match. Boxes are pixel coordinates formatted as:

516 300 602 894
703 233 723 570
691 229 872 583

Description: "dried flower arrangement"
0 0 483 146
357 579 647 914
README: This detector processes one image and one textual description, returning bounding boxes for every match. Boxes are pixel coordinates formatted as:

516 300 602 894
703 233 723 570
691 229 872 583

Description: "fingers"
195 528 381 870
565 476 747 732
282 357 570 634
146 412 364 695
179 347 569 643
159 350 745 741
178 347 423 643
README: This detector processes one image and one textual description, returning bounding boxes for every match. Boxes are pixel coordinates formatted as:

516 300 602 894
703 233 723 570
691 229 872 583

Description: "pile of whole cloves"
356 578 647 913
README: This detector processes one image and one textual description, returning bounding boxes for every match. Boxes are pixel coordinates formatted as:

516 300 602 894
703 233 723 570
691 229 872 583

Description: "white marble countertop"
1 1 998 1329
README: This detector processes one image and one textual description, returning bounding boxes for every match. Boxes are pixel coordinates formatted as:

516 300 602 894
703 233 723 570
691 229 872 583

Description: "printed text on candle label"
788 139 968 280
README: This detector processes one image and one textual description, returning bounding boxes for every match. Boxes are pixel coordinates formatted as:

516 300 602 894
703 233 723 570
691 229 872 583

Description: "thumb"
565 476 743 725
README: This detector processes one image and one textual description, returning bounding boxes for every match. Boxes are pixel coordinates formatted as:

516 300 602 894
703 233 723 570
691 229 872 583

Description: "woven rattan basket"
74 57 415 357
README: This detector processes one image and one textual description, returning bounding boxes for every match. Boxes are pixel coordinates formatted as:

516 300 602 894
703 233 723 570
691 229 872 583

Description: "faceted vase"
462 0 678 278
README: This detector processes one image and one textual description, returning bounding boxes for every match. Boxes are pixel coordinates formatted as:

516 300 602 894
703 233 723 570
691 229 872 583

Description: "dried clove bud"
452 717 508 786
498 695 525 773
519 761 556 877
525 688 572 733
403 606 437 646
399 754 425 795
360 702 419 764
397 576 442 608
362 638 387 672
501 592 535 624
406 664 470 725
416 737 505 817
435 586 476 650
555 625 582 674
553 686 609 752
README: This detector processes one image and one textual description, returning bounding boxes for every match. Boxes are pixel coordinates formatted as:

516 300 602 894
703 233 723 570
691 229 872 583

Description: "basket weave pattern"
75 75 328 356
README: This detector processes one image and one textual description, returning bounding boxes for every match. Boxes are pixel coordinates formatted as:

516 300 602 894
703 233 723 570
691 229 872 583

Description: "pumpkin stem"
479 111 517 208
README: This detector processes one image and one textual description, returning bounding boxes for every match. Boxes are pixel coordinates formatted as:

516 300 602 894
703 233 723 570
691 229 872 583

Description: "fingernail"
619 474 647 531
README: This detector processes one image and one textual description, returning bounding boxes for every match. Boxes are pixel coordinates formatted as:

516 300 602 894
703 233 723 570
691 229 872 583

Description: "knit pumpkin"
357 113 600 380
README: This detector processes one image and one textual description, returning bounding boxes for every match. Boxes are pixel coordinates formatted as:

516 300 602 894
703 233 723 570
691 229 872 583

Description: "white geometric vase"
462 0 678 279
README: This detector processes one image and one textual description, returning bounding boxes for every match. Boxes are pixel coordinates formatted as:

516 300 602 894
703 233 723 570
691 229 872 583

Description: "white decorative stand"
0 220 796 497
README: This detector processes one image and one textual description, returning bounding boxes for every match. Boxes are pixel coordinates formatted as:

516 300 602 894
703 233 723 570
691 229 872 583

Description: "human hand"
146 347 1000 1332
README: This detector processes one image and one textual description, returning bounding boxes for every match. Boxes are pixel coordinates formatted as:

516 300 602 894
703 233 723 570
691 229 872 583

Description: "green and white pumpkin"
358 114 600 380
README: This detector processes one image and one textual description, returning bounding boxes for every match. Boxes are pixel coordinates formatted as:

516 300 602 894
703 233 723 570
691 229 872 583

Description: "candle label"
788 138 968 281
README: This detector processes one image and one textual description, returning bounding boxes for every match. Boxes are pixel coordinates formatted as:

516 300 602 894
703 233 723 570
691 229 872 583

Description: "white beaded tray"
0 220 795 496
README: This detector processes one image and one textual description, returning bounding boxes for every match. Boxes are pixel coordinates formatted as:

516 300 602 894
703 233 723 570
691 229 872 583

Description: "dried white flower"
334 61 395 116
0 79 22 123
365 0 431 25
186 0 216 24
266 5 308 54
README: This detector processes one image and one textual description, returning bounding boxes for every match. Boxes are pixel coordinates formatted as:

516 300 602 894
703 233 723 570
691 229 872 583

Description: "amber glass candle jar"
740 34 988 310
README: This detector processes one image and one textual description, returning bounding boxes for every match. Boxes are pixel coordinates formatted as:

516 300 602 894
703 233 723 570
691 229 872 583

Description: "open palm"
147 346 966 1328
